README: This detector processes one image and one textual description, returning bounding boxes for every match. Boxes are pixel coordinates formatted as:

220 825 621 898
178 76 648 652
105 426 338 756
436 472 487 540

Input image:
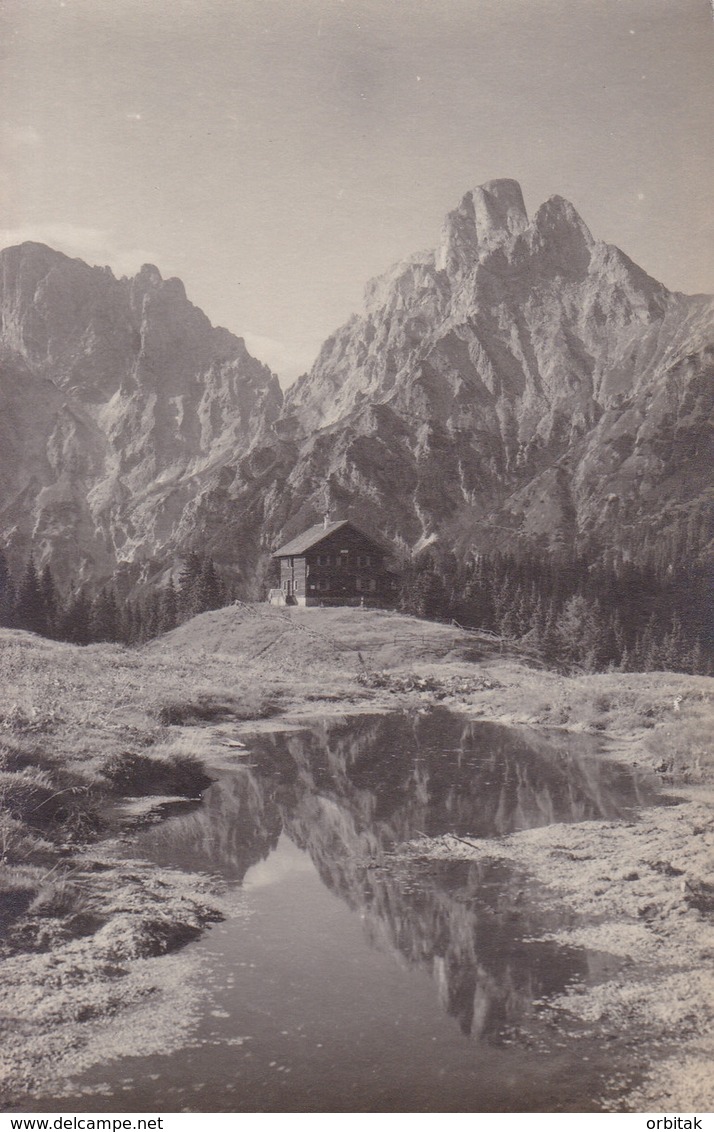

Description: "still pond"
46 710 675 1111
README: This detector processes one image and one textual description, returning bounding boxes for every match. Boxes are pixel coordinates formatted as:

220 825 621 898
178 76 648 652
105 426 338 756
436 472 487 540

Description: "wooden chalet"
270 517 396 607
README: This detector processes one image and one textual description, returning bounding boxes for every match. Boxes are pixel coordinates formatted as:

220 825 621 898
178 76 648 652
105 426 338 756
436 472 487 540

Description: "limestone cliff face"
268 179 713 555
0 243 282 584
1 179 712 589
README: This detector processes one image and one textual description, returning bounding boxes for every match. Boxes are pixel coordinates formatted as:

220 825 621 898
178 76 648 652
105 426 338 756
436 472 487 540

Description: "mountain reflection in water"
129 710 664 1042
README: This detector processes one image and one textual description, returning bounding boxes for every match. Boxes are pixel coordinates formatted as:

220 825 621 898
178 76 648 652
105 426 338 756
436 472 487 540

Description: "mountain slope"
0 244 282 584
257 179 713 557
0 179 712 592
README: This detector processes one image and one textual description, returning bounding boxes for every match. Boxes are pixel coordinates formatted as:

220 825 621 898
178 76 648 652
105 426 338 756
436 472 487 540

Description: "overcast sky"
2 0 713 384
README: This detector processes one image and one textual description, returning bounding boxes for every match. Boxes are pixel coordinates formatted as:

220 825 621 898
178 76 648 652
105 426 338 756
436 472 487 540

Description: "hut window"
357 577 377 592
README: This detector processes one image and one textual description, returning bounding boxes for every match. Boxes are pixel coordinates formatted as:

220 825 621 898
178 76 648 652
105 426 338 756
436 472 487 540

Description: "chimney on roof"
323 509 331 530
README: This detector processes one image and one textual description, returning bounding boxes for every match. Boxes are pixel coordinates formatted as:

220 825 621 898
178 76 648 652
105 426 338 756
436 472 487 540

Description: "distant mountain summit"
285 179 670 433
272 178 712 557
1 180 712 591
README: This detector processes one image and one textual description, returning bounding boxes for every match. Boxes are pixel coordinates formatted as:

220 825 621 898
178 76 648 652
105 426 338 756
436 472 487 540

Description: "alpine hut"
269 516 396 607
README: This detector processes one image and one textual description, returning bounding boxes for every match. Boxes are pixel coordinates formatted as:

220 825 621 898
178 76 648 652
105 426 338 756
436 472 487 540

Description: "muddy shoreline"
394 786 714 1110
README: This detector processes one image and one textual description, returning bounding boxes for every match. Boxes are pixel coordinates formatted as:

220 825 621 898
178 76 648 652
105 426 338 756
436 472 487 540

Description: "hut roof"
271 520 352 558
272 519 390 558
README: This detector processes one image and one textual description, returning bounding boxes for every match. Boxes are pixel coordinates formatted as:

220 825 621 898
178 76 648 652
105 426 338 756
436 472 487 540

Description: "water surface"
51 711 672 1111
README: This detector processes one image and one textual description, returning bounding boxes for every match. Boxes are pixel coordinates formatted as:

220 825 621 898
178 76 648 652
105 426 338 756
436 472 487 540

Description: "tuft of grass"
0 863 100 950
0 814 53 867
100 750 213 798
644 713 713 782
0 767 57 824
0 702 65 735
155 688 278 726
0 741 58 774
28 874 87 919
0 872 37 931
0 767 100 841
111 916 205 958
356 670 500 695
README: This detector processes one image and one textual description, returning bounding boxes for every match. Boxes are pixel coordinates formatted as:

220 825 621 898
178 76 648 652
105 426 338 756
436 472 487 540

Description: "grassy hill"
153 601 501 667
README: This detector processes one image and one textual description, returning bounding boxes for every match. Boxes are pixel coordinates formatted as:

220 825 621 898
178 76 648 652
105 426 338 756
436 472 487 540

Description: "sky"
1 0 713 385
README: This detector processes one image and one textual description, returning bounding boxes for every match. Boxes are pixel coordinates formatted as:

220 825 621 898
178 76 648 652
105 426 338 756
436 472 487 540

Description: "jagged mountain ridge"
266 179 713 556
0 242 282 585
0 179 712 591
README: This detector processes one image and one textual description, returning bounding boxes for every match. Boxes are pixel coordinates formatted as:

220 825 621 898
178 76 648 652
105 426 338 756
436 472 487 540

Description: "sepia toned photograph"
0 0 712 1115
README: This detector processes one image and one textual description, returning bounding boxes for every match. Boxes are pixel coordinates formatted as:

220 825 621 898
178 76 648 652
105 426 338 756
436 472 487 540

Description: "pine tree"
159 579 179 633
122 600 141 645
556 595 603 669
619 644 633 672
14 558 47 635
0 550 14 627
178 551 204 619
610 609 627 666
90 587 121 642
660 613 687 672
513 586 534 638
40 564 60 639
639 614 662 671
492 576 514 628
196 558 223 613
688 639 710 677
521 595 547 652
499 603 520 641
142 591 162 641
60 587 92 645
461 574 494 631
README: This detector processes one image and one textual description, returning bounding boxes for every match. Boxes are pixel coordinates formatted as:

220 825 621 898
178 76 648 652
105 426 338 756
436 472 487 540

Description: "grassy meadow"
2 605 712 926
0 603 712 1106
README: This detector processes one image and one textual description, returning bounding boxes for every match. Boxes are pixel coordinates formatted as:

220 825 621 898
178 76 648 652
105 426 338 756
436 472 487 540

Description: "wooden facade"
270 519 396 607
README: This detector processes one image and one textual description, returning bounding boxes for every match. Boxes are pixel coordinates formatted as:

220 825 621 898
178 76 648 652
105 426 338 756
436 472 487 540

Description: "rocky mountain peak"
436 177 530 275
473 178 529 240
277 179 712 563
0 241 283 584
1 242 124 381
1 240 71 278
527 195 595 271
532 194 592 238
288 179 672 434
135 263 163 286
